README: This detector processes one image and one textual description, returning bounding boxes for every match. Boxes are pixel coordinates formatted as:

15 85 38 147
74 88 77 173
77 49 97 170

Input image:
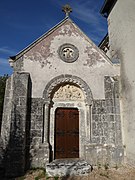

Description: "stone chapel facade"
0 4 124 177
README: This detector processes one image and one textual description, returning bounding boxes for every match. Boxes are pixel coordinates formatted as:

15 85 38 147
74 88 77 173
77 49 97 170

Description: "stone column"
30 100 50 168
86 104 92 142
34 101 50 166
43 101 50 143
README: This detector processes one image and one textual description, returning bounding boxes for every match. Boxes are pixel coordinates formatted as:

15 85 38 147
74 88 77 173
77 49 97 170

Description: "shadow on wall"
0 75 8 134
0 76 32 178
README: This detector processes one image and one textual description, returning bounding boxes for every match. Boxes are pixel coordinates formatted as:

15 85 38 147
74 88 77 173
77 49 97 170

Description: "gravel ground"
15 165 135 180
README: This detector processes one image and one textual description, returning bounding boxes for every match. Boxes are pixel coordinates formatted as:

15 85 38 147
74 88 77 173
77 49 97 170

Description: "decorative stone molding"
58 43 79 63
53 84 84 101
43 74 93 105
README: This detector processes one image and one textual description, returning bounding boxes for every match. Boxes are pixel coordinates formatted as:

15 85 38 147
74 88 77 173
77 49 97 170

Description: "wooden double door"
54 108 79 159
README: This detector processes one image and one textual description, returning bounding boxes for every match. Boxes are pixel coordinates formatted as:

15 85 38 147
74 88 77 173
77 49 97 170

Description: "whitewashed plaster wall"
22 20 119 99
107 0 135 165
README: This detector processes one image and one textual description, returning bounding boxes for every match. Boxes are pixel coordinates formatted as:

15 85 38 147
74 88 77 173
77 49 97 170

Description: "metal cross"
62 4 72 17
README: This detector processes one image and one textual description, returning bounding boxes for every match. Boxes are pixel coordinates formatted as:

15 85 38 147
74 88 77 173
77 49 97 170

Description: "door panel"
54 108 79 159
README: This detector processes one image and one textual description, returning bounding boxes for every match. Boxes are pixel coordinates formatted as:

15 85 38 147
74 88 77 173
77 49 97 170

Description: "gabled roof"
10 17 70 61
10 16 114 66
100 0 117 18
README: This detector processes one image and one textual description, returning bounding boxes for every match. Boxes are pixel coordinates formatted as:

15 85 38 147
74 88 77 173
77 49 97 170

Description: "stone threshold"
46 159 93 177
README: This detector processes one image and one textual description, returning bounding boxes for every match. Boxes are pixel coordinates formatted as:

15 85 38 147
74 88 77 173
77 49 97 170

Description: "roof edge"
100 0 117 18
10 17 70 61
98 33 108 47
10 15 114 67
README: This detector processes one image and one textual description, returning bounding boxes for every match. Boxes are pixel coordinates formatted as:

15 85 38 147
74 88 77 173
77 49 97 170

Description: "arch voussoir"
43 74 93 105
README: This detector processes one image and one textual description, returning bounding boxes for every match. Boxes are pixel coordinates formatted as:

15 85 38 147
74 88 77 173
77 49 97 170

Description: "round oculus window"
58 43 79 63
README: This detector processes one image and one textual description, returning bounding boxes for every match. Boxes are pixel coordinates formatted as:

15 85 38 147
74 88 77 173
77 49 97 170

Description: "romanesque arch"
43 74 93 160
43 74 93 105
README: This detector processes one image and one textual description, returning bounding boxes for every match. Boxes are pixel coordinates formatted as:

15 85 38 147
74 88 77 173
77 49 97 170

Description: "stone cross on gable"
62 4 72 17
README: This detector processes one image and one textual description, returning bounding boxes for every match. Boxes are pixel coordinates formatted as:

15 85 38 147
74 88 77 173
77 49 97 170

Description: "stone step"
46 159 93 177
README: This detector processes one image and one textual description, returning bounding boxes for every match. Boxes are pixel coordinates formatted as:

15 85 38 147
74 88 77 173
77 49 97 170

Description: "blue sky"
0 0 107 76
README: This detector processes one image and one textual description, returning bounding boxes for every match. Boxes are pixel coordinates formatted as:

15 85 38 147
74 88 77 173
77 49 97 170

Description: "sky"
0 0 107 76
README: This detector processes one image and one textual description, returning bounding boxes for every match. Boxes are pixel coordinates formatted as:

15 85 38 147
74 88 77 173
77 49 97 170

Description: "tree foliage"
0 75 8 130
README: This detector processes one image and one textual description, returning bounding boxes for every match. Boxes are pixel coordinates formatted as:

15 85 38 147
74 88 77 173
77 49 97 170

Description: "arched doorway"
50 83 84 160
43 75 93 161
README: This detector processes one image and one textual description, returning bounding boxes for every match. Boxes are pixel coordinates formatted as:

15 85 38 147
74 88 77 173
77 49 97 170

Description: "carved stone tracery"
53 84 84 101
58 44 79 63
63 48 74 59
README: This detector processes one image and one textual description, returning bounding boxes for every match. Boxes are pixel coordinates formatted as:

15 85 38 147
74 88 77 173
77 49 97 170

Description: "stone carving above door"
53 84 84 101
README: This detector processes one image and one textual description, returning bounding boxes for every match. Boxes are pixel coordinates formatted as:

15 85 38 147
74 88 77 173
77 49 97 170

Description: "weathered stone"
46 159 92 177
0 72 31 177
0 13 123 178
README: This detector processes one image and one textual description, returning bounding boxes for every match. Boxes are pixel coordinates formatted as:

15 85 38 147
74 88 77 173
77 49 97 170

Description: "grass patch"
104 163 109 170
53 176 59 180
100 171 109 178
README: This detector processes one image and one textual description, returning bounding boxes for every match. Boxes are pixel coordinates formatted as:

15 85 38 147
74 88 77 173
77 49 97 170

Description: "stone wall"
85 76 124 166
29 98 49 168
107 0 135 165
0 76 13 175
0 74 124 177
0 72 31 177
92 76 122 145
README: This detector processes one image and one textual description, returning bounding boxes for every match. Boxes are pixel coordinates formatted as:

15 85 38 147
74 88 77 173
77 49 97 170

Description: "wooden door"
54 108 79 159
